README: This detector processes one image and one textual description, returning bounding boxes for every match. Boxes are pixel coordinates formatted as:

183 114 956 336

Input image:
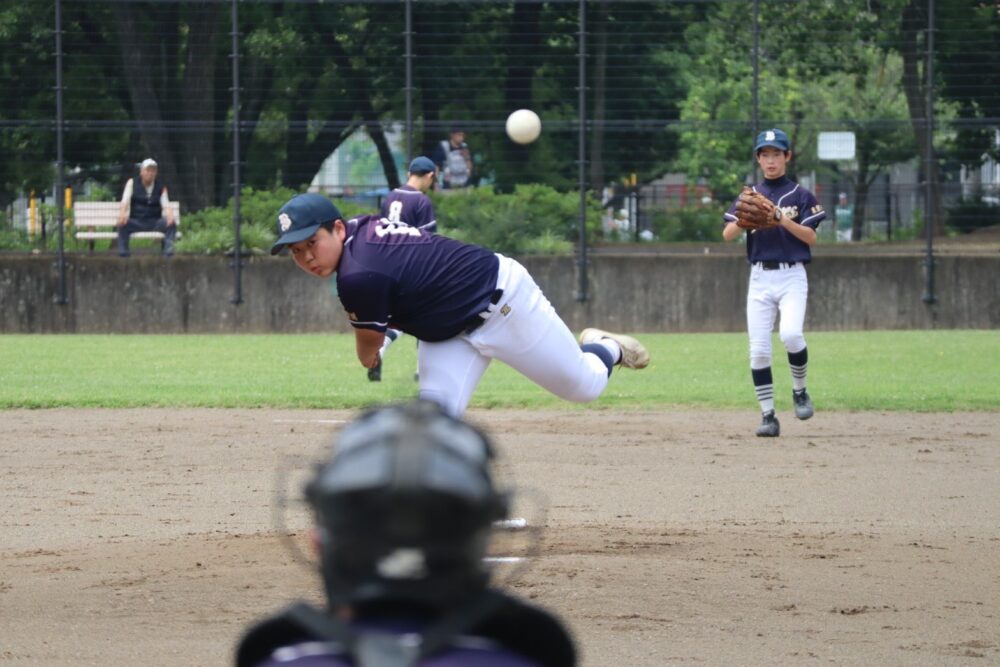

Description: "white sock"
599 338 622 364
380 329 400 355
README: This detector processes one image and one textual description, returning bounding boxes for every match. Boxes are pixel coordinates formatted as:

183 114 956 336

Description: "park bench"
73 201 181 254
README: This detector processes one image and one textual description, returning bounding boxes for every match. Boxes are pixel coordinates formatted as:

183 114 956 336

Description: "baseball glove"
735 186 783 230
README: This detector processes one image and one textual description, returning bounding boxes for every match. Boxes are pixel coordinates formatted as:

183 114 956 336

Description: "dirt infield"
3 408 998 666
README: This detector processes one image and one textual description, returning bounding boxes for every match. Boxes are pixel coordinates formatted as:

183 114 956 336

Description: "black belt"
756 260 797 270
463 289 504 334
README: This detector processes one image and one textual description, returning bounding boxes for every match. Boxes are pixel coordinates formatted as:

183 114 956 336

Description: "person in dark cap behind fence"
431 129 473 190
235 400 577 667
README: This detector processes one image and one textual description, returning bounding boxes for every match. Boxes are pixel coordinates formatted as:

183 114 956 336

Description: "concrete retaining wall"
1 253 996 333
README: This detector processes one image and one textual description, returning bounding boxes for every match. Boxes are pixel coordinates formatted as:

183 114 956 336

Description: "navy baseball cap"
754 128 790 153
270 193 343 256
408 156 436 175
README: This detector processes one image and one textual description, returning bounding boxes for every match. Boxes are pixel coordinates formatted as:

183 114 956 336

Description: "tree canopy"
1 0 996 237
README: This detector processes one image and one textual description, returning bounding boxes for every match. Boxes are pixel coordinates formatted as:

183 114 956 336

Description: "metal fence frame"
42 0 940 306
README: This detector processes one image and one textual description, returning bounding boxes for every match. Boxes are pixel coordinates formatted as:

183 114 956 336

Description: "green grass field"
1 331 997 411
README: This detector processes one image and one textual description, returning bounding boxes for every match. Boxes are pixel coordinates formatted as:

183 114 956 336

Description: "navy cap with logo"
270 193 343 256
408 156 437 175
754 128 790 153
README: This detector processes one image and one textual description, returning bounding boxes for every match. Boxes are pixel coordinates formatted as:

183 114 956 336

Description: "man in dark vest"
116 158 177 257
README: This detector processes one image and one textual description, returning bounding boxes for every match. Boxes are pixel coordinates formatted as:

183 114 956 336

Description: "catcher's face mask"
305 401 509 609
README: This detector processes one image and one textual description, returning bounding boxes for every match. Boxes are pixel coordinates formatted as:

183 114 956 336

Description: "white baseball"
505 109 541 145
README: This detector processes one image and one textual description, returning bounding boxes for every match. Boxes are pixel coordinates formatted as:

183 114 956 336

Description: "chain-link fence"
3 0 998 251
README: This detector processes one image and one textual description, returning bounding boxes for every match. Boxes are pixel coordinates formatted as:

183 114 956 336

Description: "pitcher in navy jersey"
270 193 649 417
722 129 826 437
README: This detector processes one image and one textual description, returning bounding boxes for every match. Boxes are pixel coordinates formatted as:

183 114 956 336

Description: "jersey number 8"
375 219 421 238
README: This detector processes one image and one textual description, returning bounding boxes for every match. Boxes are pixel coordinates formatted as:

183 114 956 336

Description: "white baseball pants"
418 255 610 417
747 263 809 369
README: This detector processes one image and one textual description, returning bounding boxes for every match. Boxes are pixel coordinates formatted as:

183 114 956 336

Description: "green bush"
79 185 116 202
946 197 1000 234
180 187 296 255
433 184 600 255
0 226 30 250
179 188 371 255
0 203 86 252
3 186 598 256
649 205 722 242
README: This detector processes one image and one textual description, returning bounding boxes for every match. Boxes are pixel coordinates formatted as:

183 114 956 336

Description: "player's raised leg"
467 257 647 404
578 328 650 369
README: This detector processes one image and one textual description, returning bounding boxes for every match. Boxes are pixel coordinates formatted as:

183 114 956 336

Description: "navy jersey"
336 215 499 342
724 176 826 264
381 185 437 233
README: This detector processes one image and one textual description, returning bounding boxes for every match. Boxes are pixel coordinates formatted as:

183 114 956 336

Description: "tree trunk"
111 5 223 212
177 4 222 212
899 1 944 236
852 146 870 241
367 123 400 191
326 36 398 191
283 100 356 191
111 5 178 200
499 1 543 190
415 6 445 158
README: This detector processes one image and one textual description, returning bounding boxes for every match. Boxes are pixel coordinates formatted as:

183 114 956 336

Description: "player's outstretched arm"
354 328 386 369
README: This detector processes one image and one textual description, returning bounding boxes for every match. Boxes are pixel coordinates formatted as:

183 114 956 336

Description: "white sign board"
818 131 856 160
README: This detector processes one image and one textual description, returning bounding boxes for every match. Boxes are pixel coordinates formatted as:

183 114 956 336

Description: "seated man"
236 400 577 667
116 158 177 257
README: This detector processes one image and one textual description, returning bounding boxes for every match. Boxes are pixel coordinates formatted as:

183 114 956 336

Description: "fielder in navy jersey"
722 128 826 437
360 156 440 383
380 156 438 233
270 193 649 417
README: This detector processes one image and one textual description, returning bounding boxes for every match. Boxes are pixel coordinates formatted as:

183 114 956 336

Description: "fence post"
922 0 936 305
405 0 413 160
230 0 244 306
751 0 760 182
54 0 67 305
576 0 588 303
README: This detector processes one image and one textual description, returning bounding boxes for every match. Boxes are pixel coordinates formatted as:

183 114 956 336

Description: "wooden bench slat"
75 231 181 240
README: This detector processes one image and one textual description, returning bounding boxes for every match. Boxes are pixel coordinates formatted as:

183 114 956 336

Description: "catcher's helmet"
305 401 509 609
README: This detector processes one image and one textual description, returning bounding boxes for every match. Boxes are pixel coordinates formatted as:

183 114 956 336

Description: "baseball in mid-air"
505 109 541 145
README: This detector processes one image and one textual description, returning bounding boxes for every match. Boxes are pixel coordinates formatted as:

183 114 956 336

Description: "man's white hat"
140 158 158 169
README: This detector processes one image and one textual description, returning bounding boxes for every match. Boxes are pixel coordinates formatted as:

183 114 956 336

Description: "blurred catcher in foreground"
235 400 576 667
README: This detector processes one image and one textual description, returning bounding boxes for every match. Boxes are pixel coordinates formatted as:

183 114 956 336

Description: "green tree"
936 0 1000 171
820 49 917 240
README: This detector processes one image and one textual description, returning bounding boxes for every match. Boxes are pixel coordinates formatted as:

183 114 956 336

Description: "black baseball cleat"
367 359 382 382
792 388 814 420
755 410 780 437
